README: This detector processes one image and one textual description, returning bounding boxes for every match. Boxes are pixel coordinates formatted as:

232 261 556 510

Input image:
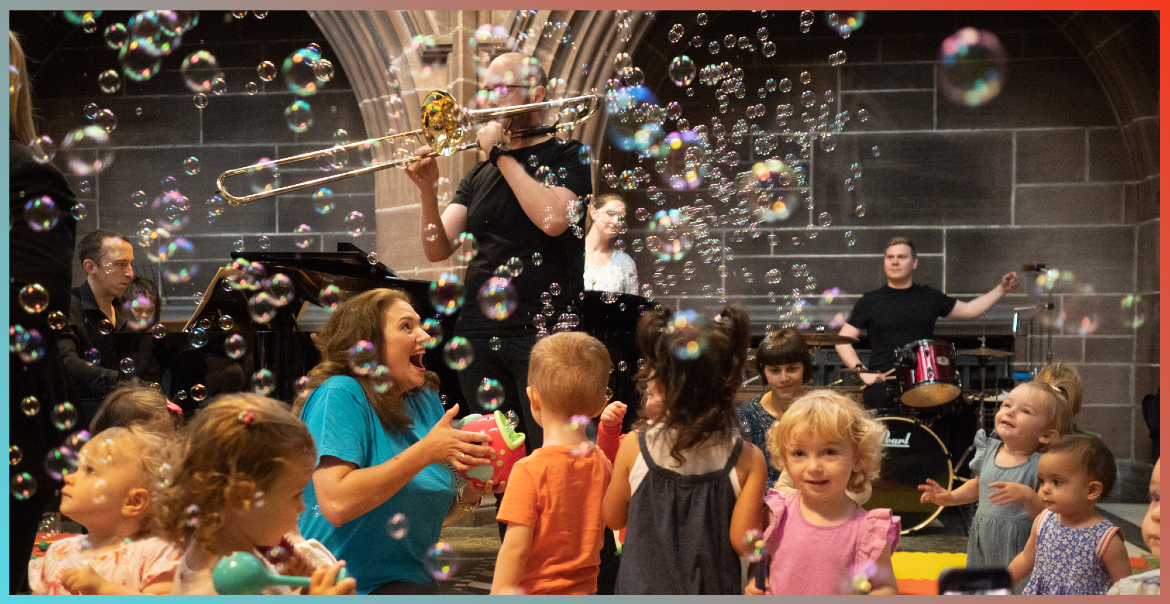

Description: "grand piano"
114 243 647 429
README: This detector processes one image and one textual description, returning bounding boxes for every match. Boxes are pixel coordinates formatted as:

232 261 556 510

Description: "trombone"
216 90 600 206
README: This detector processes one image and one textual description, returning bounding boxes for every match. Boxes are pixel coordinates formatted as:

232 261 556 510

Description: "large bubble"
477 277 518 320
647 209 695 261
284 100 313 133
283 46 322 96
60 126 113 176
119 39 161 81
605 85 661 154
657 130 707 190
430 273 465 315
180 50 223 93
668 55 696 87
939 27 1006 107
443 337 474 371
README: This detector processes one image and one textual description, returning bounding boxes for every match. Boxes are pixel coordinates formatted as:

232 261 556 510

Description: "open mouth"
410 352 425 371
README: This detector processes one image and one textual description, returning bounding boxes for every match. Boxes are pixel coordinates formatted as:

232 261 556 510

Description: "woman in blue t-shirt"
293 288 503 594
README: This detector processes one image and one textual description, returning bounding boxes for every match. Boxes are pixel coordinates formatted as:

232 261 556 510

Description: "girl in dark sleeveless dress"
602 306 769 594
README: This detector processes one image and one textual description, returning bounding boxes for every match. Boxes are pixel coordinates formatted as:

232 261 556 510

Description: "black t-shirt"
846 283 957 372
450 138 592 337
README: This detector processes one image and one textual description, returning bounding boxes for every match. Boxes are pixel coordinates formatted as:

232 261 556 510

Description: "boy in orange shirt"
491 332 613 595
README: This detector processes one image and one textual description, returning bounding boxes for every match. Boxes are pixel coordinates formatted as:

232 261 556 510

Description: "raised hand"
600 401 627 428
918 478 953 506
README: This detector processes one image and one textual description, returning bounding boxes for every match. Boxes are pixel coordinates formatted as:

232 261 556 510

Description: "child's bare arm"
987 481 1045 517
866 543 899 595
919 476 979 506
602 434 639 530
491 524 534 594
1007 515 1041 587
1099 530 1133 585
729 443 767 556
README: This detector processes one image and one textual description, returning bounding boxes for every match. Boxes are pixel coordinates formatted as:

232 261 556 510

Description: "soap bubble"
387 513 410 539
443 337 474 371
666 310 709 360
282 46 321 96
183 156 200 175
10 445 23 466
60 125 113 176
647 209 694 261
120 357 135 374
48 311 66 331
266 273 295 306
188 327 208 348
50 402 79 431
119 40 161 82
11 473 37 500
421 317 442 349
44 446 78 481
320 284 343 312
185 503 200 527
285 100 313 133
294 224 314 249
348 340 378 376
312 188 335 214
477 378 504 411
29 136 57 164
190 384 207 402
250 369 275 396
257 60 277 81
224 333 247 360
23 196 59 232
344 210 365 237
122 295 156 330
248 292 278 324
104 23 128 49
20 396 40 417
430 273 465 315
424 541 458 580
939 27 1007 106
19 284 49 314
478 277 518 320
180 50 222 93
98 69 121 93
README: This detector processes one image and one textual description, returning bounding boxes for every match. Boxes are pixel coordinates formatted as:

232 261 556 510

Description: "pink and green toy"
455 410 526 487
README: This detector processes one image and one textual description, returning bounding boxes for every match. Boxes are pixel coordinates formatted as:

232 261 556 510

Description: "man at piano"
406 52 592 454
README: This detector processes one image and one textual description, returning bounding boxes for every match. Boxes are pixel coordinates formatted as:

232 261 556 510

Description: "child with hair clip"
29 426 179 594
918 375 1077 589
154 393 355 595
603 305 769 594
1009 434 1131 594
89 385 183 435
747 390 899 595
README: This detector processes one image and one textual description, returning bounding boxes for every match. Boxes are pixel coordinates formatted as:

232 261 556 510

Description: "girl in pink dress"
746 390 900 595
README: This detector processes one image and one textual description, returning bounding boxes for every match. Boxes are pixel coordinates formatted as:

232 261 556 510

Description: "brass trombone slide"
216 91 599 206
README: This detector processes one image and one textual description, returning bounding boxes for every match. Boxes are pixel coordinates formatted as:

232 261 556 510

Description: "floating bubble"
424 541 458 580
211 77 227 95
245 81 258 95
60 125 113 176
21 396 40 417
10 445 23 466
193 93 209 109
185 503 200 527
249 292 278 324
180 50 222 93
320 284 343 312
284 100 313 132
188 327 208 348
50 400 79 431
28 136 57 164
344 210 365 237
668 56 696 87
489 337 501 351
96 69 121 93
388 512 409 540
119 40 161 81
23 196 59 232
314 59 334 82
421 317 442 349
250 368 276 396
182 156 201 176
647 209 694 261
939 27 1007 107
443 337 474 371
477 378 504 411
190 384 207 402
120 357 136 375
283 46 321 96
11 473 37 500
294 224 314 249
18 284 49 315
224 333 247 360
266 273 295 306
122 295 156 331
430 273 465 315
104 23 128 49
348 340 378 376
477 277 518 321
257 60 277 82
666 310 709 360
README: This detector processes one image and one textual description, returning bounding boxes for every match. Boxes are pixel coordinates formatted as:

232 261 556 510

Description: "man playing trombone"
406 52 592 455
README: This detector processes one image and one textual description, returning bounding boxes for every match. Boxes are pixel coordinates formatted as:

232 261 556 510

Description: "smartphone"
938 567 1011 595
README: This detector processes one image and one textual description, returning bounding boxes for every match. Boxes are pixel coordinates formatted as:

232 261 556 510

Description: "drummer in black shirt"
835 237 1020 411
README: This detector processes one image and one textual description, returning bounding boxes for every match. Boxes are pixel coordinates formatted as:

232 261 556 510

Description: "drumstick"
859 369 897 389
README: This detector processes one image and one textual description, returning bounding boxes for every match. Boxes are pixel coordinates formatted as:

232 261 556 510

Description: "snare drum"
863 417 953 534
896 339 961 408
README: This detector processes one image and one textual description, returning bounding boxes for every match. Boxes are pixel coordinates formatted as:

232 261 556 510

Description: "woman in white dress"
584 193 639 294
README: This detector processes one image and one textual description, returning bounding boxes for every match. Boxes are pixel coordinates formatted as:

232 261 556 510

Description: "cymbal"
801 333 858 346
956 346 1012 358
825 385 865 393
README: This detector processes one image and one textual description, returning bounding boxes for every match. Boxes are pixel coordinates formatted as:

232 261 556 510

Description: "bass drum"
863 417 953 534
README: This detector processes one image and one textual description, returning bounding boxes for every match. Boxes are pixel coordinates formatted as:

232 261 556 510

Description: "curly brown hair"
635 304 751 463
292 288 438 433
89 425 170 538
153 393 316 552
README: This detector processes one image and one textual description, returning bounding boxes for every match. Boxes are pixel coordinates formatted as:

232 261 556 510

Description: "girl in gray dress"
918 375 1078 587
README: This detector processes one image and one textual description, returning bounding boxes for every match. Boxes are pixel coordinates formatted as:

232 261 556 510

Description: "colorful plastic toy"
212 551 349 595
455 410 527 487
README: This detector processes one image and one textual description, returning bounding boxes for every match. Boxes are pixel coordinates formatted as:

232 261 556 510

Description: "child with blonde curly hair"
29 426 179 594
154 393 354 595
748 390 899 595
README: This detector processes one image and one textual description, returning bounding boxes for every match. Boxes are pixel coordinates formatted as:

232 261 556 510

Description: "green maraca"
213 550 350 595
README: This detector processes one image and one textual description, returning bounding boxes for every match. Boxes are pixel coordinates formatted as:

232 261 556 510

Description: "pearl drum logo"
881 429 911 448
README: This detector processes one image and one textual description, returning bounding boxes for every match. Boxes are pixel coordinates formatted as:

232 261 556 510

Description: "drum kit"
799 331 1013 533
